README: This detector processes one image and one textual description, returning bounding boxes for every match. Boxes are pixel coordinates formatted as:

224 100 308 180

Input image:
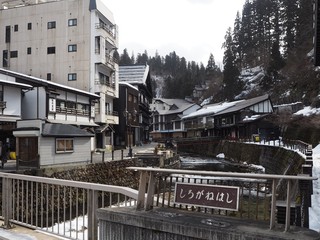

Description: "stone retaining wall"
177 140 305 175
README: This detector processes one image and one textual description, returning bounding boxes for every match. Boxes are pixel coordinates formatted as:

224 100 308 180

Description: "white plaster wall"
3 85 22 116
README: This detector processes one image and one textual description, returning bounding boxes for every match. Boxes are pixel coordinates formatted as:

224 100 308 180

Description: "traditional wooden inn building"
0 71 32 151
119 65 153 144
0 68 99 169
114 82 139 148
183 94 277 140
150 98 200 141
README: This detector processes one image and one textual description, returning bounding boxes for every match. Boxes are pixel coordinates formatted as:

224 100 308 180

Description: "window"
47 47 56 54
10 51 18 58
2 50 8 67
128 94 132 102
47 73 51 80
47 21 56 29
27 23 32 30
68 44 77 52
56 138 74 153
27 47 31 55
134 96 138 103
5 26 10 43
68 73 77 81
14 24 18 32
68 18 77 26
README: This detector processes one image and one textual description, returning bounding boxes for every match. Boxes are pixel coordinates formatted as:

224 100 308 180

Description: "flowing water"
179 154 263 173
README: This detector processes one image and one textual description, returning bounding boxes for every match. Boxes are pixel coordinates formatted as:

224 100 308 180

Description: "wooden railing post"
2 177 13 229
137 171 148 210
145 172 156 210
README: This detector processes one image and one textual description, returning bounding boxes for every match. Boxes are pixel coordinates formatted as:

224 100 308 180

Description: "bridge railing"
128 167 317 232
0 172 138 240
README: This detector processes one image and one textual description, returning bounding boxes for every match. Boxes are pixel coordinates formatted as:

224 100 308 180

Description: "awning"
42 123 94 137
95 124 115 133
0 116 21 122
13 127 40 137
95 124 108 133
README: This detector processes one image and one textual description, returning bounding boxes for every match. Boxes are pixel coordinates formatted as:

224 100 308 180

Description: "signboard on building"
49 98 56 112
174 183 239 211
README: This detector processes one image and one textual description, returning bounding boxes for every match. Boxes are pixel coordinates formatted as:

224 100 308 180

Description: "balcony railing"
106 110 118 116
94 79 115 89
105 53 119 65
95 23 116 38
55 106 89 116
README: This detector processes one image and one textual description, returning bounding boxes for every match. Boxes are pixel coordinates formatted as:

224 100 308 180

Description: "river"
179 153 264 173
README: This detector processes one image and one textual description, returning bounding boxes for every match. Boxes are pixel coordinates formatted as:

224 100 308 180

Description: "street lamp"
123 109 137 157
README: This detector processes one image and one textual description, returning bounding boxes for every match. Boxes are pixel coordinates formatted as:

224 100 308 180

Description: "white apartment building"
0 0 119 148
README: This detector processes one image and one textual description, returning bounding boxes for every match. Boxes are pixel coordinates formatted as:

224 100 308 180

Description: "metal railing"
127 167 317 232
0 172 138 240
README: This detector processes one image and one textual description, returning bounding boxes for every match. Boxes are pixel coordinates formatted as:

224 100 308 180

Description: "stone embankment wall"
37 159 140 188
178 140 305 175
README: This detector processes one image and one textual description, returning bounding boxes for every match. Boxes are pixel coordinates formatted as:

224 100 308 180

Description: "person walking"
0 141 8 168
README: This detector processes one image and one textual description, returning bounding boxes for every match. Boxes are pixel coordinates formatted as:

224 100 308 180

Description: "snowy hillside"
236 66 265 99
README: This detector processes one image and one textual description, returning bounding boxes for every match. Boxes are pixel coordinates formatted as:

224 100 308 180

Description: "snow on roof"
217 94 270 115
119 65 149 85
152 98 198 115
119 82 139 91
183 94 271 119
0 79 32 89
183 101 240 119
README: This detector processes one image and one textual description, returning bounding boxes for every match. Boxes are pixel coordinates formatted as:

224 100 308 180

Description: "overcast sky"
105 0 245 67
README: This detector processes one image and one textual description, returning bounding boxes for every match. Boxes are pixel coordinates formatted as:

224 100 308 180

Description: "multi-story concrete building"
0 0 119 149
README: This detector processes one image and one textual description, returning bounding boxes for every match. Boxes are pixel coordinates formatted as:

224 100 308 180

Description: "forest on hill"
118 0 319 108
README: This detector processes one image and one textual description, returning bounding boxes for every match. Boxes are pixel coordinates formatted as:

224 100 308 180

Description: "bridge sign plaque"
174 183 239 211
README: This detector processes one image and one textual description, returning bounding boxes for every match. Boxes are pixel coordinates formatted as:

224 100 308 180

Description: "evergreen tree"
280 0 299 56
136 50 149 65
119 49 133 65
222 28 241 101
233 11 243 68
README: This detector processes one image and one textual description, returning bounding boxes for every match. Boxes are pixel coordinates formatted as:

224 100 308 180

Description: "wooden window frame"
56 138 74 153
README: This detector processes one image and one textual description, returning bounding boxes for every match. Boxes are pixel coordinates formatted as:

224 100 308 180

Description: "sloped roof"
42 123 94 137
0 79 32 89
183 101 243 119
119 65 149 85
0 68 99 99
217 94 271 115
183 94 272 119
153 98 198 115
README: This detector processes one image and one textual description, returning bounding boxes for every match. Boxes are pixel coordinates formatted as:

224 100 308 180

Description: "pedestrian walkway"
91 142 157 163
0 221 65 240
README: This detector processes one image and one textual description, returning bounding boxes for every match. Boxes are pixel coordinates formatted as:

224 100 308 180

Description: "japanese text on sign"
174 183 239 211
